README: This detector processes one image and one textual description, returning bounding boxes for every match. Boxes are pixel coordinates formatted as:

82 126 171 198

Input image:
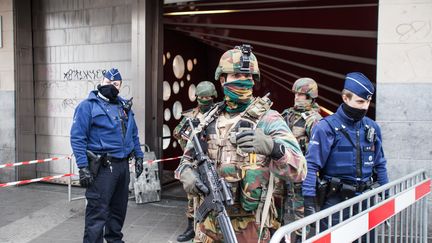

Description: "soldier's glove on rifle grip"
79 167 94 188
180 167 209 195
135 157 144 178
304 196 317 217
236 128 274 156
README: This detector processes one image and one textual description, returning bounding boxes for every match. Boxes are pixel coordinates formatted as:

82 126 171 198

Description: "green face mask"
223 79 254 113
197 98 214 113
294 99 313 111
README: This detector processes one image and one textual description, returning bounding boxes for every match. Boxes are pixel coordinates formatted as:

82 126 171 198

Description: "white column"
377 0 432 237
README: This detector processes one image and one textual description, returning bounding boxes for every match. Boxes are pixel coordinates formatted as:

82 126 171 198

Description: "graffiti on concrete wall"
396 20 431 42
63 69 107 81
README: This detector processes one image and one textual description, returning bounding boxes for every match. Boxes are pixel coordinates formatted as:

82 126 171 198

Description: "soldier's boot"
176 217 195 242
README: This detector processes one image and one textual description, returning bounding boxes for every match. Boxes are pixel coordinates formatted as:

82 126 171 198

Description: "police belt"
326 177 376 200
106 155 129 163
340 179 374 192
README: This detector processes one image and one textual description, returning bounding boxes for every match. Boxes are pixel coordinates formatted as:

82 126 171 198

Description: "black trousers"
83 160 130 243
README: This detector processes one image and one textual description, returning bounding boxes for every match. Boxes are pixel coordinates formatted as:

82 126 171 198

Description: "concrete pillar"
15 0 36 180
131 0 163 158
0 0 15 183
377 0 432 237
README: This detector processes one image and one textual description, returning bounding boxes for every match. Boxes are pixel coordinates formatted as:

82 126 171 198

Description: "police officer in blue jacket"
302 72 389 226
70 68 144 243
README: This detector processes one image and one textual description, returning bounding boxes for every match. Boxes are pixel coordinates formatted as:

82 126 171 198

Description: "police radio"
365 125 376 143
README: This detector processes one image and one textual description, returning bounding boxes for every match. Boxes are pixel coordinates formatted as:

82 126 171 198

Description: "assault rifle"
185 113 238 243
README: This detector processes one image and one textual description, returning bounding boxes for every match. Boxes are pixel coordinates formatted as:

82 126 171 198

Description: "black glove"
304 196 317 217
135 157 144 178
79 167 94 188
180 167 209 195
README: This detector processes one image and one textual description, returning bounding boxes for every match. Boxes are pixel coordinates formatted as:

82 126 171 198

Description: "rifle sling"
258 173 274 242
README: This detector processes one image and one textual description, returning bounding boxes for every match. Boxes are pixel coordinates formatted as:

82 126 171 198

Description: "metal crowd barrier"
271 169 431 243
68 145 166 203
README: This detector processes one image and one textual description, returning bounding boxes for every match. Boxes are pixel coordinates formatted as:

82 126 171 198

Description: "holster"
86 150 106 177
327 177 342 197
340 183 357 200
316 178 329 207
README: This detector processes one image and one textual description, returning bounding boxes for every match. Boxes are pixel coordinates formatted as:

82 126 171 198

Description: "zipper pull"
110 165 113 173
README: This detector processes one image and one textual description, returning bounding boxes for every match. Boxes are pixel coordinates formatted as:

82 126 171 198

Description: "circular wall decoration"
164 108 171 121
162 124 171 150
187 59 193 72
193 58 197 65
166 52 171 59
188 84 196 102
173 141 177 148
173 81 180 94
186 74 191 81
173 55 185 79
163 54 166 66
180 80 184 87
163 81 171 101
173 101 183 120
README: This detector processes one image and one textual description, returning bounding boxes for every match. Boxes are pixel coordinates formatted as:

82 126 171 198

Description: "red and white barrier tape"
311 179 431 243
0 173 73 188
0 156 71 169
144 156 183 165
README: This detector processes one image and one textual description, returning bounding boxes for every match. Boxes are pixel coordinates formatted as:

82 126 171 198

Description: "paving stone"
0 183 187 242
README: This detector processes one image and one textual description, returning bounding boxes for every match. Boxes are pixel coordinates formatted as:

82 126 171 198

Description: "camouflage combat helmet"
292 77 318 99
214 44 260 81
196 81 217 98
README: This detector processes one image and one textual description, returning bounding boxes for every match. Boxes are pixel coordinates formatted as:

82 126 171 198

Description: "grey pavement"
0 182 189 243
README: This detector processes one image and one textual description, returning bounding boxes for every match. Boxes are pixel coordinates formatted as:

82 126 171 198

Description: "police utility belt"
86 150 130 177
317 177 379 204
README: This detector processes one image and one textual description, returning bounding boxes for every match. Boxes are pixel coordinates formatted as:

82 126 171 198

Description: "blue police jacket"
302 105 388 197
70 91 144 168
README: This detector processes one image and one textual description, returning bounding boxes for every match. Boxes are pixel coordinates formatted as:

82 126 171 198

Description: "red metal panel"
368 199 395 229
415 179 431 200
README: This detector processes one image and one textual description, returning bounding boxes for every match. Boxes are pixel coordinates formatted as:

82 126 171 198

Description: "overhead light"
164 10 239 16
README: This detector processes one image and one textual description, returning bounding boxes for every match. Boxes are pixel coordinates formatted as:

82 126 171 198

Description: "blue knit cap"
344 72 374 100
104 68 122 81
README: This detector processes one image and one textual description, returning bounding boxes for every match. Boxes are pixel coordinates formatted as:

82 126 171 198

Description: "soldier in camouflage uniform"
175 44 307 242
174 81 218 149
173 81 218 242
281 78 322 241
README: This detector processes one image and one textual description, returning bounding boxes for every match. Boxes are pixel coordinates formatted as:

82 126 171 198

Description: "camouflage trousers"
194 214 271 243
285 182 307 237
186 193 195 218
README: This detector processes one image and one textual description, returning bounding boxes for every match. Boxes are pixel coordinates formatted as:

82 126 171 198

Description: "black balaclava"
98 84 119 102
342 103 367 122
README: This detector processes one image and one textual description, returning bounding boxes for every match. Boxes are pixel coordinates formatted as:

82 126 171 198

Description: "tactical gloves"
79 167 94 187
304 196 317 217
135 157 144 178
236 128 285 159
180 167 209 195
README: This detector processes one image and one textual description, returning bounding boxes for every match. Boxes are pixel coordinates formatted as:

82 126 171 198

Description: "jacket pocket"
91 106 112 128
240 165 269 212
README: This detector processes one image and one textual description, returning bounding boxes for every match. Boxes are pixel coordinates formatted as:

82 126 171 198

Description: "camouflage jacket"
176 101 307 183
281 104 322 155
175 97 307 229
